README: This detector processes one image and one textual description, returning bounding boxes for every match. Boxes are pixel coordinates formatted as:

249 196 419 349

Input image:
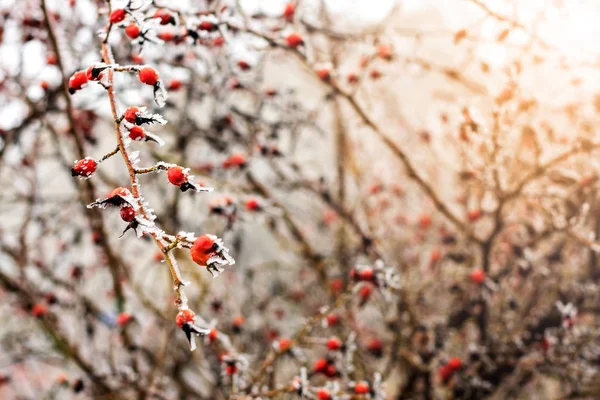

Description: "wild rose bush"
2 0 600 398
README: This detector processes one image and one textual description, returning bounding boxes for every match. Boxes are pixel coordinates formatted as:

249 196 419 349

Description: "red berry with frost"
354 381 370 394
110 187 130 198
68 71 88 93
72 158 97 177
125 23 141 39
190 235 216 266
470 269 485 284
116 312 133 326
31 303 48 317
175 309 195 328
128 126 146 141
327 336 342 351
167 166 187 186
123 106 139 123
86 66 103 81
120 206 136 222
109 8 126 24
139 67 159 86
285 32 303 47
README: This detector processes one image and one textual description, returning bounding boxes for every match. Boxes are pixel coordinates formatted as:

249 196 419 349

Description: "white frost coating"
154 80 168 107
145 132 165 146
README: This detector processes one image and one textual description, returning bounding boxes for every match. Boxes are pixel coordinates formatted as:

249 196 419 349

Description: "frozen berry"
128 126 146 141
72 158 97 177
167 166 187 186
125 23 141 39
109 8 126 24
139 66 159 86
175 309 195 328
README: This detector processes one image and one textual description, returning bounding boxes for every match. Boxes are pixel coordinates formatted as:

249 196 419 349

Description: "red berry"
317 67 331 81
68 71 88 92
116 312 133 326
109 8 126 24
154 9 173 25
168 79 182 90
229 153 246 167
278 337 292 352
232 315 244 328
158 31 174 41
40 81 49 90
285 32 303 47
225 363 237 375
167 166 187 186
358 268 374 281
347 73 359 84
327 336 342 351
324 364 337 377
470 269 485 284
237 60 251 71
439 365 454 382
370 69 382 79
128 126 146 141
47 53 57 65
430 248 442 263
317 389 331 400
447 357 462 370
326 313 340 326
418 213 432 229
208 328 218 342
120 206 136 222
359 284 373 302
31 303 48 317
190 235 216 266
175 309 195 328
283 2 296 21
467 208 482 222
123 106 139 123
313 358 328 373
367 338 383 356
125 23 141 39
72 158 97 177
245 198 260 211
139 66 159 86
354 381 370 394
329 278 343 293
198 20 215 31
110 187 130 198
377 44 393 60
86 66 103 81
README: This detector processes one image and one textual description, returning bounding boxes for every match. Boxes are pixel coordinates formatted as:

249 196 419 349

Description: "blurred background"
2 0 600 399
